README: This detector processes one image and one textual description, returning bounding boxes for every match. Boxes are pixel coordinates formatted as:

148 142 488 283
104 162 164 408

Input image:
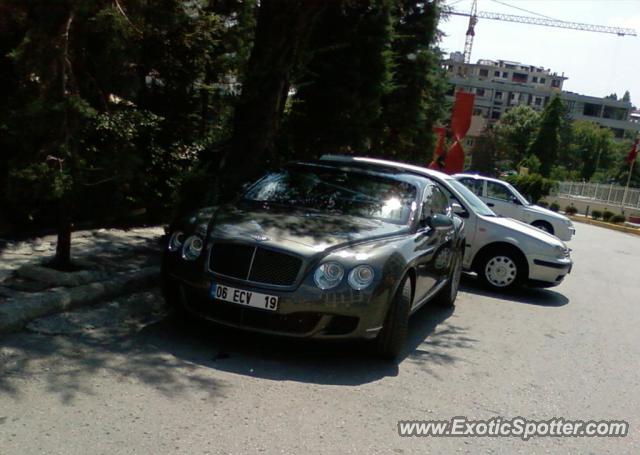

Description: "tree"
527 96 565 177
287 0 394 159
469 127 498 176
622 90 631 103
220 0 326 194
604 93 618 100
492 105 540 166
378 0 447 163
568 121 613 181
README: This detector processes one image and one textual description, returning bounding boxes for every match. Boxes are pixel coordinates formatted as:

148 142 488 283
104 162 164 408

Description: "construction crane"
449 0 638 64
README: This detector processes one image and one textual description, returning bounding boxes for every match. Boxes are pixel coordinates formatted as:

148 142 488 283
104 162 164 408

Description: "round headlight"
168 231 185 252
181 235 203 261
348 265 375 290
313 262 344 290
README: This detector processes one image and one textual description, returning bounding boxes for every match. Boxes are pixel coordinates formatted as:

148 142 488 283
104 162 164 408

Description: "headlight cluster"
313 262 375 290
553 245 570 259
167 231 203 261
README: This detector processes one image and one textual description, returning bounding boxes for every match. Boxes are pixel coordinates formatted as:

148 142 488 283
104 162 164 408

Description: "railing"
553 182 640 208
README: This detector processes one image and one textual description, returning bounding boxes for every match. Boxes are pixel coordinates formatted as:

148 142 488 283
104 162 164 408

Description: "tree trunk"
221 0 325 195
55 219 72 269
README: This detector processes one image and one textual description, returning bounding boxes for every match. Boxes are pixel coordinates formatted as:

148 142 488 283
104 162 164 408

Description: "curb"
568 216 640 237
0 266 160 335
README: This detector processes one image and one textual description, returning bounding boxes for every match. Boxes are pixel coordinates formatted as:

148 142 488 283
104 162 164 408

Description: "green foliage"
505 173 556 204
470 127 498 176
537 201 549 208
549 202 560 212
611 214 626 223
591 210 602 220
493 105 540 166
518 155 541 174
564 206 578 215
602 210 615 221
527 96 565 177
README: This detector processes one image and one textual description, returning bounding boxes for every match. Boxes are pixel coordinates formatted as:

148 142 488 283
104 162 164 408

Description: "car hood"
207 204 409 256
525 204 570 222
481 215 566 247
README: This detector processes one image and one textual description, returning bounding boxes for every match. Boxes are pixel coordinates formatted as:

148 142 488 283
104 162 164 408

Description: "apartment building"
444 52 640 141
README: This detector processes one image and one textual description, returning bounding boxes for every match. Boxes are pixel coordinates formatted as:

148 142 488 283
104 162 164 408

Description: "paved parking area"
1 223 639 454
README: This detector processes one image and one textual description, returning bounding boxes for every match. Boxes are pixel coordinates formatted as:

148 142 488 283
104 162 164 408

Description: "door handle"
487 202 495 207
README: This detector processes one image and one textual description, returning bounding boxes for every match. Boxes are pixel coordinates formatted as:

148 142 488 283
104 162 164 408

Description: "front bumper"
167 272 391 340
555 224 575 242
527 256 573 287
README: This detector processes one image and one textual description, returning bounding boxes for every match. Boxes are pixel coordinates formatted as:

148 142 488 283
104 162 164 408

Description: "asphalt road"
1 223 639 454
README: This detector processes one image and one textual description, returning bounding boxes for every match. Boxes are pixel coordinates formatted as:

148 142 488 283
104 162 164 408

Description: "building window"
479 69 488 77
534 97 542 106
512 72 528 83
494 70 500 77
476 88 485 97
502 72 508 78
491 111 501 120
495 91 503 100
551 79 561 88
583 103 602 117
473 108 483 116
532 76 538 83
540 78 546 84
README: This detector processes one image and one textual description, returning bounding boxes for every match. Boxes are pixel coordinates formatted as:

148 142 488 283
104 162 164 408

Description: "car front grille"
209 242 302 286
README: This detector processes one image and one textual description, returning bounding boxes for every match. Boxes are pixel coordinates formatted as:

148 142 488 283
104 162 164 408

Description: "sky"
439 0 640 106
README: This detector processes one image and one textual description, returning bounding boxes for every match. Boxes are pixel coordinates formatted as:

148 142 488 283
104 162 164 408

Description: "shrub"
537 201 549 208
610 214 626 224
549 202 560 212
505 173 556 204
591 210 602 220
564 206 578 216
602 210 615 221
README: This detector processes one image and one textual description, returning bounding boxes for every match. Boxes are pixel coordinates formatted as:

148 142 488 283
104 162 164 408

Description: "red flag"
626 138 639 164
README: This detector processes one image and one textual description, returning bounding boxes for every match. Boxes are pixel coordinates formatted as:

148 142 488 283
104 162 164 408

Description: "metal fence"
554 182 640 208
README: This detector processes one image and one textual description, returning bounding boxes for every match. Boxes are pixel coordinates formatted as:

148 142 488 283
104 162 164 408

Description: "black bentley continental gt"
162 156 465 359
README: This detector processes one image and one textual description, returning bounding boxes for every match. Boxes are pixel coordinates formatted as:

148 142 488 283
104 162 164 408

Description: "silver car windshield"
447 179 496 217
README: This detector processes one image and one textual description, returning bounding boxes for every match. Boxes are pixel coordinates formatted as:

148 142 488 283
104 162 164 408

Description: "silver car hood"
481 215 567 248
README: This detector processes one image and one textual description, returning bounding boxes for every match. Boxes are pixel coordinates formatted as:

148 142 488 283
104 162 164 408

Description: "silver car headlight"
553 245 570 259
313 262 344 290
348 265 375 290
563 218 573 225
181 235 204 261
168 231 185 252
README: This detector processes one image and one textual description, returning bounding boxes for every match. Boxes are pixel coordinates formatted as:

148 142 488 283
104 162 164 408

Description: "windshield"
447 179 496 217
243 166 418 225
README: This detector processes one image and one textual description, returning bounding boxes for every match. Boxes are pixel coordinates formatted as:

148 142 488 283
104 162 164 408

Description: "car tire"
432 247 463 308
531 220 554 235
375 276 412 360
476 246 527 291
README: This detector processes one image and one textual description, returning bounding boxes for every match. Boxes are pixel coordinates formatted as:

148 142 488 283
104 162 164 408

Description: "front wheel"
477 247 526 291
375 276 412 360
532 220 554 235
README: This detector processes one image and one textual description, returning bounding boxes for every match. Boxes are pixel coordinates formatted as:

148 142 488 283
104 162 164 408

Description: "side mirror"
429 214 454 230
451 202 468 218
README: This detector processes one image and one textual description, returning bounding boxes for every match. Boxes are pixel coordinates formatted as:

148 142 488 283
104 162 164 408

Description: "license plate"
210 283 279 311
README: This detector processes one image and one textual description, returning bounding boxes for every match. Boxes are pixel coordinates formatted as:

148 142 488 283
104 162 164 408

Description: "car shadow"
459 274 569 307
135 301 469 386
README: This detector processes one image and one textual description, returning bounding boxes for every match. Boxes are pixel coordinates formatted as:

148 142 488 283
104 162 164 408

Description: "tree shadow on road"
0 291 225 404
459 274 569 307
135 300 472 386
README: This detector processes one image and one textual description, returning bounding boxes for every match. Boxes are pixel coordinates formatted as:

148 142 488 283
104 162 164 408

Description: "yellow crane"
449 0 637 64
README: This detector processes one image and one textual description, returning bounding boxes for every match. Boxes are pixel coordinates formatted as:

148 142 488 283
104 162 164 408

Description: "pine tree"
527 96 565 177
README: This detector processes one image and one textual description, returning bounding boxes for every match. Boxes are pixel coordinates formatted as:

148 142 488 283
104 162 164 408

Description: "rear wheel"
375 276 412 360
432 247 463 308
477 246 527 291
532 220 554 235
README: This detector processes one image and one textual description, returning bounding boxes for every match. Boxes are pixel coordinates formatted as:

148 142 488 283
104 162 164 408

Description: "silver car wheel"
484 255 517 287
